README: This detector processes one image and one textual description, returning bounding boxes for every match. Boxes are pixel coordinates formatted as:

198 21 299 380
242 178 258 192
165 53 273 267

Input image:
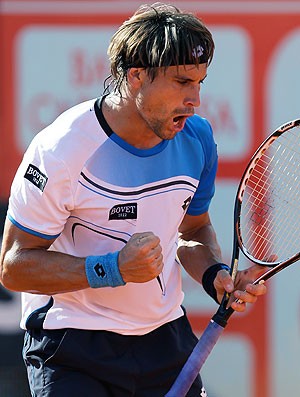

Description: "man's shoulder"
26 98 105 178
185 114 212 133
182 114 214 145
34 99 102 155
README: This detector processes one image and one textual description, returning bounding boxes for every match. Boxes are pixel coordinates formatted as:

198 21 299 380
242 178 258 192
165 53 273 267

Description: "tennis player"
0 3 266 396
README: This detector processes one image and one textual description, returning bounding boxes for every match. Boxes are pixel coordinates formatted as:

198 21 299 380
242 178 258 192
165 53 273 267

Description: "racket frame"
213 118 300 327
236 118 300 267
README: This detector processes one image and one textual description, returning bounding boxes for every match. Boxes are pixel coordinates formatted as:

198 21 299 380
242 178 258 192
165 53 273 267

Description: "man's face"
134 64 208 140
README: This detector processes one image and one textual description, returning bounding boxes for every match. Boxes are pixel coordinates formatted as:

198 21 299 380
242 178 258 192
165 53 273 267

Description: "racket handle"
212 306 234 327
165 320 224 397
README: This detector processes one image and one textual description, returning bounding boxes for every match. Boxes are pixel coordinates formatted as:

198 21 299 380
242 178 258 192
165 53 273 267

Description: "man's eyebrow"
175 74 208 82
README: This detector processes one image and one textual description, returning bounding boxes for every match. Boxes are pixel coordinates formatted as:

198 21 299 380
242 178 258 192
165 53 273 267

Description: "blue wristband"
85 252 125 288
202 263 230 303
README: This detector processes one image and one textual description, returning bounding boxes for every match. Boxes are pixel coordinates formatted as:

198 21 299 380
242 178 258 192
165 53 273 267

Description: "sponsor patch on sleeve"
24 164 48 192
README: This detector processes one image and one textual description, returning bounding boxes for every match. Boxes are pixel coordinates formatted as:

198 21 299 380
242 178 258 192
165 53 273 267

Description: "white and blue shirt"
8 97 218 335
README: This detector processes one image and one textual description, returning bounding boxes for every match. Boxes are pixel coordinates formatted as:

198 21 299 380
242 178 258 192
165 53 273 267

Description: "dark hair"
104 2 215 94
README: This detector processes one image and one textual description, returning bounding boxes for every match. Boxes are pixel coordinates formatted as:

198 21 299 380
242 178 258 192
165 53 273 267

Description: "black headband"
128 43 209 69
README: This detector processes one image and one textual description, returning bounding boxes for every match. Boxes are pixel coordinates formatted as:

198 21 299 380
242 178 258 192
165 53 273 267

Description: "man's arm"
0 218 163 294
178 212 267 311
0 218 88 294
178 211 226 283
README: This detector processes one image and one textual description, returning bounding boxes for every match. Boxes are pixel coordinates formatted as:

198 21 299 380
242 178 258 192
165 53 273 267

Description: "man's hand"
118 232 163 283
214 264 267 311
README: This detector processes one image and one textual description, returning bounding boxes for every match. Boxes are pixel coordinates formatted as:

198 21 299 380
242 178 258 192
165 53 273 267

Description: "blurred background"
0 0 300 396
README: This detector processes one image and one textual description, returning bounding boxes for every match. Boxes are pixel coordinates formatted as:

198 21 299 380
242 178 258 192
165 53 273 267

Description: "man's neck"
101 94 162 149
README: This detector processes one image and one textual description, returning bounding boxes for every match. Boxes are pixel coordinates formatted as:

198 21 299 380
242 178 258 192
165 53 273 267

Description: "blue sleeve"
186 119 218 215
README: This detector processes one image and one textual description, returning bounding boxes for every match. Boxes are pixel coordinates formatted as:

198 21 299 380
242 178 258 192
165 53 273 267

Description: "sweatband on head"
202 263 230 303
85 252 126 288
131 43 209 68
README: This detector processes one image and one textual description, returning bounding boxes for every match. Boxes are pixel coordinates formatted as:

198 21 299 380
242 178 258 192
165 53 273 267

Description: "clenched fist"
118 232 163 283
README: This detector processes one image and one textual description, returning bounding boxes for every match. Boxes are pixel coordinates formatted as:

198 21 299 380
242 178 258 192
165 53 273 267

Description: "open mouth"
173 115 185 125
173 115 189 130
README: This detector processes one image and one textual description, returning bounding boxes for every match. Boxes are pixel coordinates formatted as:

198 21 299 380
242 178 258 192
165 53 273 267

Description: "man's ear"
127 67 145 88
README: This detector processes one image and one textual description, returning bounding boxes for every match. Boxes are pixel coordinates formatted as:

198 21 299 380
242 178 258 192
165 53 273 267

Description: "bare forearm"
1 248 88 294
177 222 223 284
0 220 163 294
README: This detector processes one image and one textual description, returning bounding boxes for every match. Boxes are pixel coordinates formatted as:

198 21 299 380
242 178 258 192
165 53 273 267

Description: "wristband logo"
109 203 137 220
24 163 48 192
94 263 106 279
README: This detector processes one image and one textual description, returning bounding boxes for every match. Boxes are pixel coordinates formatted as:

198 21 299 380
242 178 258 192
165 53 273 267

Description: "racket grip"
165 320 224 397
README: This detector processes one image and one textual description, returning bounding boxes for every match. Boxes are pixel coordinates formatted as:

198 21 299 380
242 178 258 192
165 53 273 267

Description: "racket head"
235 119 300 267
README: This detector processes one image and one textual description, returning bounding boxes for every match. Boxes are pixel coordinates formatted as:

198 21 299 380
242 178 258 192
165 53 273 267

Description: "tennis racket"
165 118 300 397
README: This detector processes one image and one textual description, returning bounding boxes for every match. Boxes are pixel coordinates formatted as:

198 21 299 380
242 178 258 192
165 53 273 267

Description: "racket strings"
240 126 300 263
247 158 300 258
247 153 300 225
245 158 300 260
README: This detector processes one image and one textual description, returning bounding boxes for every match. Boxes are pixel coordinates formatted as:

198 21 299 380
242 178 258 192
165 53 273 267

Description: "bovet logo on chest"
109 203 137 220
